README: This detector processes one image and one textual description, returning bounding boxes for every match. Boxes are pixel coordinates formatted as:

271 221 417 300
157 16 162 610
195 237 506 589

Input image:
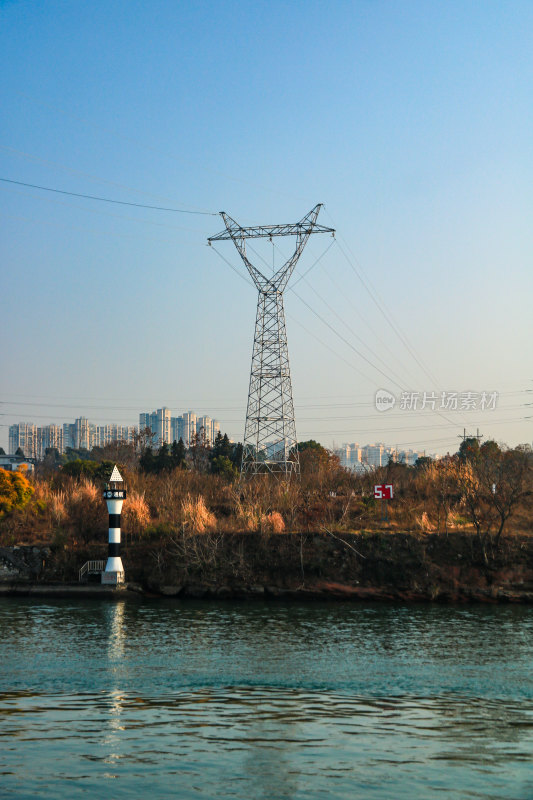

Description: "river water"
1 598 532 799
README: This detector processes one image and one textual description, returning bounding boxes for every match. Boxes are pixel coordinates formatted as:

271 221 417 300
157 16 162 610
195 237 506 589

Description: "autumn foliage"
0 439 531 566
0 468 34 516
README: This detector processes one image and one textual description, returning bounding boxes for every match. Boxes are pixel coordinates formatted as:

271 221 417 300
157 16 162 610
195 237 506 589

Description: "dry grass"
122 491 151 541
65 479 107 544
181 494 216 534
234 499 261 532
2 444 531 547
262 511 285 533
416 511 434 532
49 490 67 525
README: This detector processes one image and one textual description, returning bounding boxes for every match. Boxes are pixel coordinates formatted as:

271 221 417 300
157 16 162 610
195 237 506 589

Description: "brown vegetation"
0 441 531 578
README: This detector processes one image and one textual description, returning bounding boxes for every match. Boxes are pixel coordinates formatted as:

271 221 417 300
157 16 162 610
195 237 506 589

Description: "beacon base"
101 570 125 585
102 557 125 585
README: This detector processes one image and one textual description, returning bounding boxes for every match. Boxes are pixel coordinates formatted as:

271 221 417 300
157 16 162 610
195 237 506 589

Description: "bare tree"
186 427 211 473
477 445 532 546
454 461 497 564
133 426 156 454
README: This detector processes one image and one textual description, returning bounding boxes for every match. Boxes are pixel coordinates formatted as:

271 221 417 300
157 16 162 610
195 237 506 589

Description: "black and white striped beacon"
101 465 126 585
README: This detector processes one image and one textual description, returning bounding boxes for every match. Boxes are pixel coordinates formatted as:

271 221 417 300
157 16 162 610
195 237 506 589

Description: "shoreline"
2 530 532 604
1 580 532 604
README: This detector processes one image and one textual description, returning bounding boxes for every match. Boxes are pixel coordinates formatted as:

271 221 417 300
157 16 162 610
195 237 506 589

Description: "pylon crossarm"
208 204 334 241
209 205 335 292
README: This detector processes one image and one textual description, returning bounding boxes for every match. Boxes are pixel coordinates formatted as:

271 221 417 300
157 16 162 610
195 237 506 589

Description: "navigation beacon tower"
102 465 126 585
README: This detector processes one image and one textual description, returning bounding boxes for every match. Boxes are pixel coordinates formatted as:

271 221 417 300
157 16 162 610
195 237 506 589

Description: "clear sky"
1 0 532 454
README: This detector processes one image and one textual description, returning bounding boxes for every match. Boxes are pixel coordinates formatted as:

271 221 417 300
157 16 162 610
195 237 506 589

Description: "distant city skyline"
5 405 456 470
335 442 431 472
3 389 529 458
139 408 220 448
7 407 221 459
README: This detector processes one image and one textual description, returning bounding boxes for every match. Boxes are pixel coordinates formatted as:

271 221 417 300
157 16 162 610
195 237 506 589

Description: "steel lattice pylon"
208 204 335 478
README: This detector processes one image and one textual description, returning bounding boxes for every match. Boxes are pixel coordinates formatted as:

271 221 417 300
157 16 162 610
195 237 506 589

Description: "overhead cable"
0 177 217 215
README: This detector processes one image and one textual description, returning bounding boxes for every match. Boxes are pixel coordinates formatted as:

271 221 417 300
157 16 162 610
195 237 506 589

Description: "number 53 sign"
374 484 393 500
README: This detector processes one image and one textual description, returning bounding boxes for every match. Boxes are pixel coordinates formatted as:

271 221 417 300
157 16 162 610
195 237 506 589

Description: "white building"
63 422 75 450
139 408 171 446
74 417 93 450
0 453 35 473
36 424 64 458
398 449 425 466
95 424 134 448
178 411 197 447
363 443 386 468
336 442 367 472
196 416 220 446
9 423 37 458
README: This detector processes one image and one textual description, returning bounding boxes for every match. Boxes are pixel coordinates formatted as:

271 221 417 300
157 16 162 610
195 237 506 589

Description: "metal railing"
79 560 106 582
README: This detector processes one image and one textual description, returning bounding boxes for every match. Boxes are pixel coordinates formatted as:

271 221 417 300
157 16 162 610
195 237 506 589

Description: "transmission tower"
208 204 335 478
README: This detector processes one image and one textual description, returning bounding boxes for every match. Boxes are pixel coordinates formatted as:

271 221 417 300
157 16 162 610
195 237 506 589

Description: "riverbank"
0 582 141 598
1 530 532 603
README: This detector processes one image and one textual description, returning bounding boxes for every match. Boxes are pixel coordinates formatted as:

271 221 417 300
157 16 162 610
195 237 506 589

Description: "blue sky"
1 0 532 453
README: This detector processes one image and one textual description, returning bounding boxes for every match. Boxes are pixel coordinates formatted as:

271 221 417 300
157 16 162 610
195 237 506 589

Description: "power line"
16 90 308 204
246 239 409 391
305 242 422 386
0 209 199 246
322 210 473 430
209 244 255 287
333 234 443 386
273 236 422 390
0 143 183 204
290 286 406 392
210 243 381 386
265 236 460 426
2 388 526 404
208 243 523 439
0 186 211 234
324 208 448 390
290 272 409 389
286 238 336 288
0 177 217 215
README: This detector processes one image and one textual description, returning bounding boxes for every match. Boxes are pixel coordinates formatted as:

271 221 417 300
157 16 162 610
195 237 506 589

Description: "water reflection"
106 600 126 661
238 688 302 800
101 601 126 775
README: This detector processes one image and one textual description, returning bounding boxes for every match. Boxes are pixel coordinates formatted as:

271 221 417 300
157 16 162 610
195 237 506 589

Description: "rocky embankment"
1 531 532 602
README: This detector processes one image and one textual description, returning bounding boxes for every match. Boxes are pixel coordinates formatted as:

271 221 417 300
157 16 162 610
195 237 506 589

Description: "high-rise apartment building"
196 416 221 446
11 424 68 457
9 423 38 458
364 443 386 468
63 422 75 451
336 442 365 472
74 417 93 450
157 407 171 445
398 449 425 466
178 411 197 447
14 419 118 456
139 408 172 446
95 425 134 448
37 424 64 458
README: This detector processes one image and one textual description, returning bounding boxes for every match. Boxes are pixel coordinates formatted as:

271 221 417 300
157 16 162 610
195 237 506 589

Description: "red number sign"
374 484 393 500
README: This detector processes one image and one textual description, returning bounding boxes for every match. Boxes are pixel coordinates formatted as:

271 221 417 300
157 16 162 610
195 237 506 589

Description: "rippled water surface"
1 598 532 799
